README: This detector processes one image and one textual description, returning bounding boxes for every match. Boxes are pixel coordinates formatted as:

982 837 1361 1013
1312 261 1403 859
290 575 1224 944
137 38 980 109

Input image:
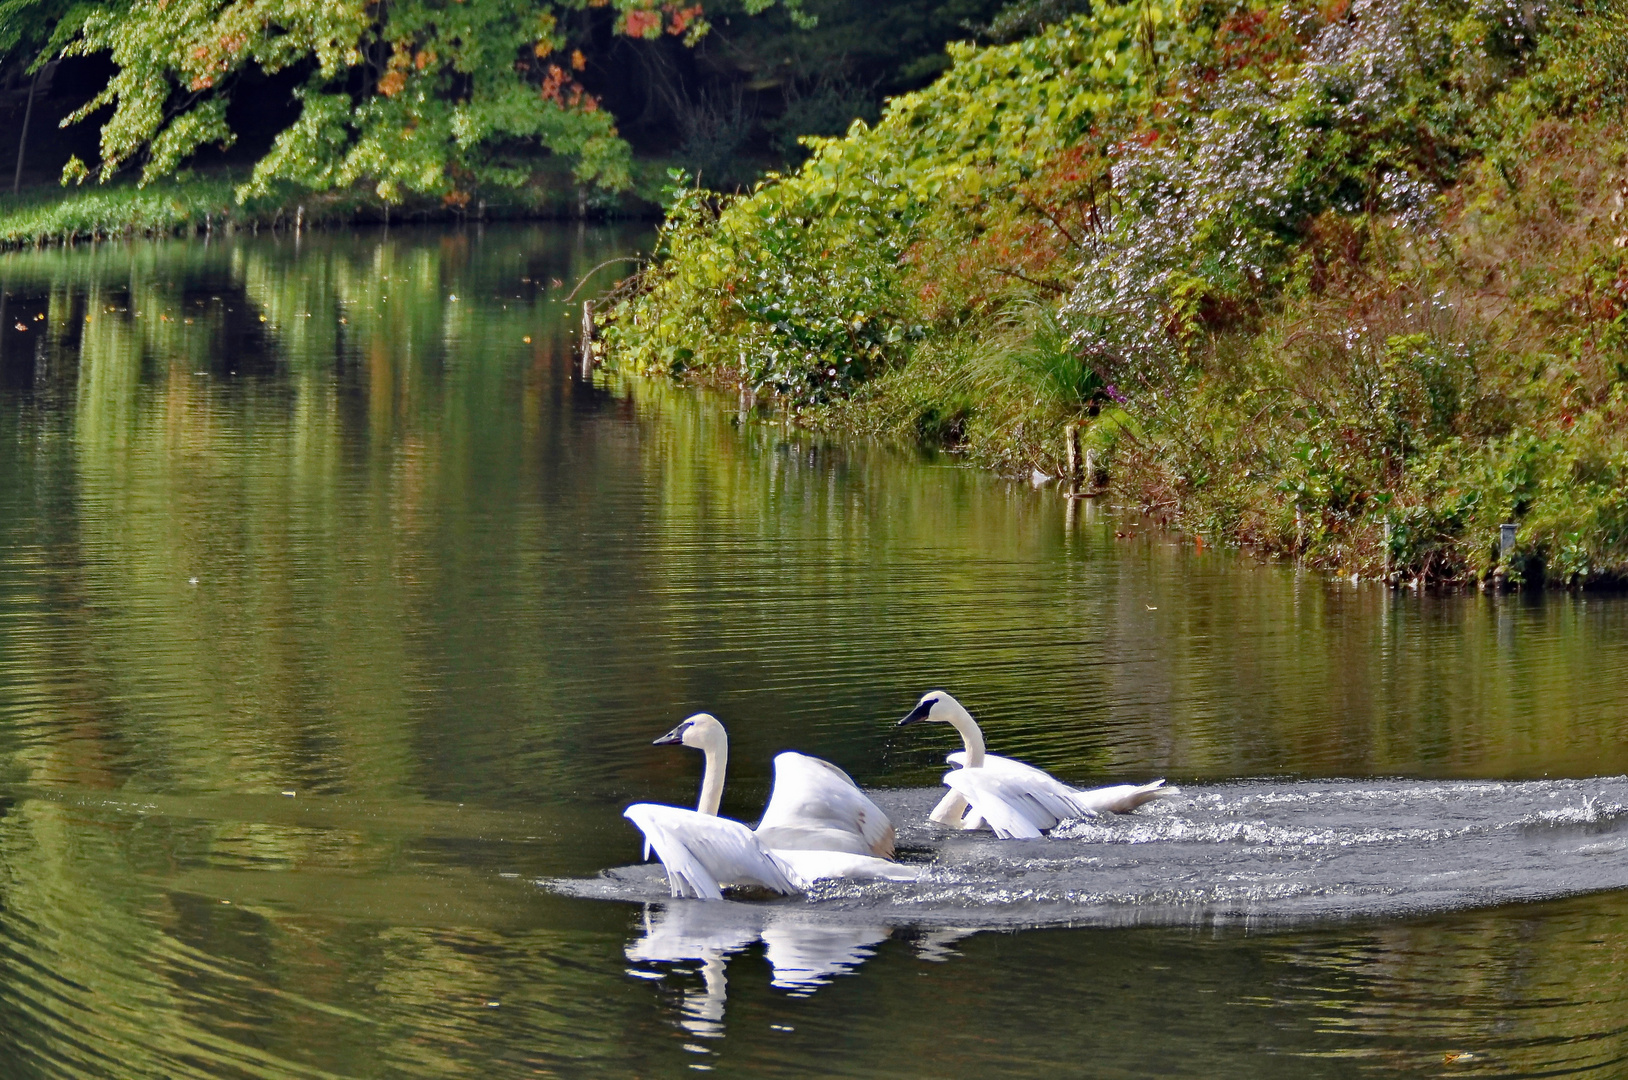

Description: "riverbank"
0 164 664 249
602 0 1628 589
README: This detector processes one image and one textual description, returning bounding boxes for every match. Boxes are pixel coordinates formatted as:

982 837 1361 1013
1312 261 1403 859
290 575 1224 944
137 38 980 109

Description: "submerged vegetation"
605 0 1628 587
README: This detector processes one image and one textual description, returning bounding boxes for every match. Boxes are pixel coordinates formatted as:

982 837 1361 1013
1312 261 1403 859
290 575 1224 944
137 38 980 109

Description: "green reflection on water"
2 228 1628 1076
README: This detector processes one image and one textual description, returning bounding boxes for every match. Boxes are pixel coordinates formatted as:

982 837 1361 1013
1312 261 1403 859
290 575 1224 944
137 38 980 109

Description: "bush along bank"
603 0 1628 589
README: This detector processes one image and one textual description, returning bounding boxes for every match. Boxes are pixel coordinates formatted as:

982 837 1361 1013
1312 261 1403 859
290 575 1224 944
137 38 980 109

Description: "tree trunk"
12 62 42 197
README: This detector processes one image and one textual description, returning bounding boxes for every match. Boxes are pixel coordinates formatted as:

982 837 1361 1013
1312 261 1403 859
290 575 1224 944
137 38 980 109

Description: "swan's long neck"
697 743 727 816
949 706 986 767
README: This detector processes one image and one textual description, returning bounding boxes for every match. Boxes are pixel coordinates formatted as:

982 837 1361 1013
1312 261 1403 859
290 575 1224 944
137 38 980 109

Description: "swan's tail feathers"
624 804 800 900
1067 780 1179 816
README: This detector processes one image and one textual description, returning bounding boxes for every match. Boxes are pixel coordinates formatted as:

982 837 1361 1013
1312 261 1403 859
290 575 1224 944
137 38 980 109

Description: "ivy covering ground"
605 0 1628 587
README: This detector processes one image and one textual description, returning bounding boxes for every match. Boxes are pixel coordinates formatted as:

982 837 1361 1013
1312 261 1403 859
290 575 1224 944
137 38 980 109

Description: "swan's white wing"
1066 780 1179 815
947 752 1176 817
771 848 921 884
941 769 1080 839
624 804 801 899
755 752 896 858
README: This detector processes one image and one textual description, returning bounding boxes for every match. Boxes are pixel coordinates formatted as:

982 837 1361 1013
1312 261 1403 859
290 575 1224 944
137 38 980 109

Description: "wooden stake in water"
1065 426 1083 488
580 300 596 378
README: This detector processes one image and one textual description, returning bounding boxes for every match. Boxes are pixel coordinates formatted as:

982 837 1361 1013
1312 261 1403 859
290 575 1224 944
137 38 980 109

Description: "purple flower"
1104 383 1127 404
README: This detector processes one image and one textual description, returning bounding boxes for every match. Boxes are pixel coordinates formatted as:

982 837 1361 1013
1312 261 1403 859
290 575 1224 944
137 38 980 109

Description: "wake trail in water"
551 776 1628 929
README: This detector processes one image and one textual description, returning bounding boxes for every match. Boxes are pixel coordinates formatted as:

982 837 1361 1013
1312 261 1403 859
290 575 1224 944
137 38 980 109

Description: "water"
3 227 1628 1077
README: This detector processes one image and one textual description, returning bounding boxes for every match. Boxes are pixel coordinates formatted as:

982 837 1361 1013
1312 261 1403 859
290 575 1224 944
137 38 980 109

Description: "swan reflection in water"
625 902 972 1036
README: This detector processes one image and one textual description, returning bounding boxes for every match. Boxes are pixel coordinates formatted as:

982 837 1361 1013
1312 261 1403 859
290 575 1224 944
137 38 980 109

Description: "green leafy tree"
2 0 73 194
51 0 799 201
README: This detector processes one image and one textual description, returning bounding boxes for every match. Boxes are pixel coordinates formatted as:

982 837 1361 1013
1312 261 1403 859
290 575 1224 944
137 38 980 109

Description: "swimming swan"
624 713 918 899
897 691 1177 839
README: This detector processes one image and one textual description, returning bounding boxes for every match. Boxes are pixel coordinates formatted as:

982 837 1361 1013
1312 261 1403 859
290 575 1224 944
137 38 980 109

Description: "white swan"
624 713 918 899
897 691 1178 839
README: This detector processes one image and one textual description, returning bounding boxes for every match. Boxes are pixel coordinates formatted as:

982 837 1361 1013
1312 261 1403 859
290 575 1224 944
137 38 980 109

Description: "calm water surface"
3 227 1628 1077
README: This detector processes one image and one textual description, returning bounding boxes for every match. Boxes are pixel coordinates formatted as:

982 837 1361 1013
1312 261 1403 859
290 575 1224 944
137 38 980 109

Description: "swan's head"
897 691 962 726
652 712 727 753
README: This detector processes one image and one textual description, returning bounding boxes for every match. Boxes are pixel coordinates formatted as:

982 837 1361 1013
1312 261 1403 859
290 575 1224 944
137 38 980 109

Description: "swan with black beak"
897 691 1177 838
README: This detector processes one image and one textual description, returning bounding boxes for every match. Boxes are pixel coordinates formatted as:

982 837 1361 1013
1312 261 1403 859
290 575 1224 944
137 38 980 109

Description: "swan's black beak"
897 699 935 726
652 723 687 746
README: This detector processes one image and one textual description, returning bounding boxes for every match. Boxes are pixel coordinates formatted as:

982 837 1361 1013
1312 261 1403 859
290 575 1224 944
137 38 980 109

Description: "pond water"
3 226 1628 1078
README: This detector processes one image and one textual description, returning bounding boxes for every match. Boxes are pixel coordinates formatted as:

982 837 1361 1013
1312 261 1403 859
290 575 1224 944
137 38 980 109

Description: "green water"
2 227 1628 1078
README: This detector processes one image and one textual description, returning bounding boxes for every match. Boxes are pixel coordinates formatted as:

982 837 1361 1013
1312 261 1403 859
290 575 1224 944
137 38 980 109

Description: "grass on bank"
0 159 669 248
605 0 1628 588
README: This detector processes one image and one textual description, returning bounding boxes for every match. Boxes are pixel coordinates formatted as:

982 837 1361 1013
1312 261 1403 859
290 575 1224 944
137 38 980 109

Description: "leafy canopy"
51 0 801 200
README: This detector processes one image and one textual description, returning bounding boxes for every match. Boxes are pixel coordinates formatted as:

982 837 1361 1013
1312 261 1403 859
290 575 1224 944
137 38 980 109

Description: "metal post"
1499 522 1517 558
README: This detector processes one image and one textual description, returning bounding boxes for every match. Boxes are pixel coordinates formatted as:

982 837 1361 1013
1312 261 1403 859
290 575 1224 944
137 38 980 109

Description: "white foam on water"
550 776 1628 932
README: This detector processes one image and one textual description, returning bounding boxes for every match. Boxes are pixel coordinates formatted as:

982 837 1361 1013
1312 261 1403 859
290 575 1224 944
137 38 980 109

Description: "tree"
50 0 803 202
2 0 71 194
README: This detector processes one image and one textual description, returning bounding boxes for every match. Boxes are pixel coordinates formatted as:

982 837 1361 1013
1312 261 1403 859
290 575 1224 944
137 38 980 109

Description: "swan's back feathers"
755 752 897 858
624 804 800 899
941 769 1082 839
947 751 1065 786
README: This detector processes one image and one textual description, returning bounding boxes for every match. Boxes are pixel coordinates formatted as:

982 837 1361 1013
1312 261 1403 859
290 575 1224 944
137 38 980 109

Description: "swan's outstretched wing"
624 804 801 900
1067 780 1179 815
755 752 896 858
941 769 1083 839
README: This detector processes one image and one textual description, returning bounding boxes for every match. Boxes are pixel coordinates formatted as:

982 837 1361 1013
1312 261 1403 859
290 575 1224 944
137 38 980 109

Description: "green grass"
0 158 668 249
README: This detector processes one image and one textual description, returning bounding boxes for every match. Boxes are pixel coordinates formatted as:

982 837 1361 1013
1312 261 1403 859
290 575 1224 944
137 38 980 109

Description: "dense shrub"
608 0 1628 587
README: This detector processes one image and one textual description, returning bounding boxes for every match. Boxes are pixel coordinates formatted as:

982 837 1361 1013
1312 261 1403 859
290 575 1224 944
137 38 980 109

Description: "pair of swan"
623 714 918 900
625 691 1176 898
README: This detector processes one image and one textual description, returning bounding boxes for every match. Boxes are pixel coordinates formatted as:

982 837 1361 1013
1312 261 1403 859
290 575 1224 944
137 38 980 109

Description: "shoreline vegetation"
603 0 1628 590
0 163 665 249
